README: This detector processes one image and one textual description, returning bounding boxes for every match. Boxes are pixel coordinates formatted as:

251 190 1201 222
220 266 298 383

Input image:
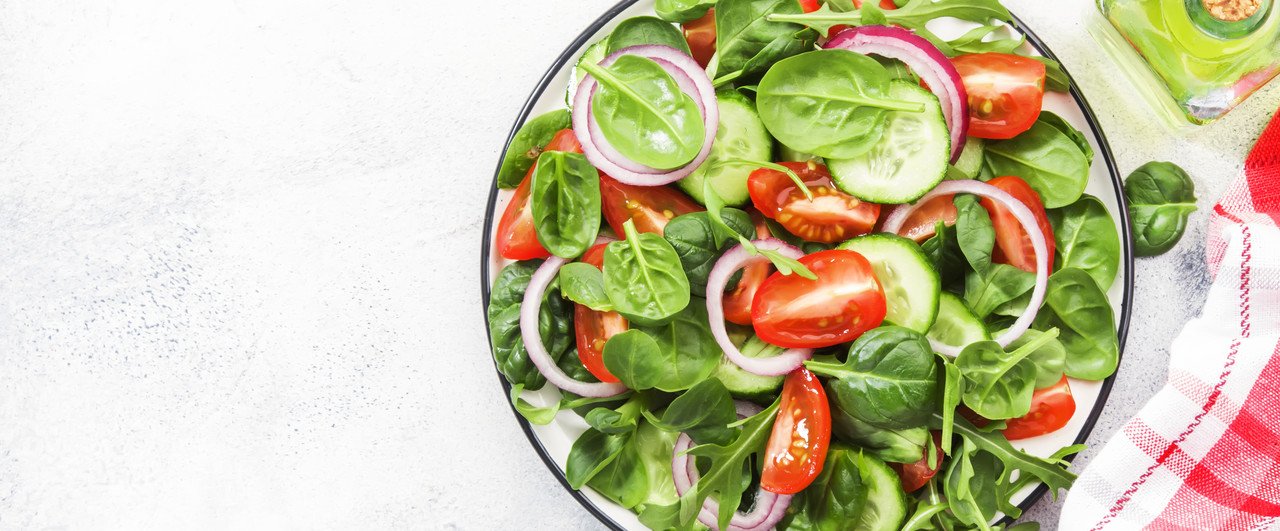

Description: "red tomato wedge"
600 174 703 237
748 162 880 244
751 250 887 348
952 53 1046 140
981 176 1056 273
495 129 583 260
761 368 832 494
683 10 717 69
572 244 626 383
723 211 773 326
1003 376 1076 440
893 431 944 493
893 194 957 243
798 0 821 12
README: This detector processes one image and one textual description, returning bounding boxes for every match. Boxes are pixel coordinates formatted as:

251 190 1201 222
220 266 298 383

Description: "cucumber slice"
927 292 990 352
677 91 772 206
853 451 909 531
837 234 940 333
827 81 950 204
713 336 784 400
566 39 609 107
946 137 985 180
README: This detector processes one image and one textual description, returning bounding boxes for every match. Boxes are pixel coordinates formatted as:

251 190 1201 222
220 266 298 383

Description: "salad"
486 0 1123 529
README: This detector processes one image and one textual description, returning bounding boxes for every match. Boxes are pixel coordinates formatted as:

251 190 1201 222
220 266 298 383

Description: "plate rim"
478 3 1135 528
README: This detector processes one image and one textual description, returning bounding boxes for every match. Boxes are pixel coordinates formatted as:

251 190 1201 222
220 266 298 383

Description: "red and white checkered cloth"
1059 111 1280 530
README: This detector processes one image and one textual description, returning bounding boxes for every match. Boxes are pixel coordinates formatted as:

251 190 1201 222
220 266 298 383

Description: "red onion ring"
706 240 814 376
571 45 718 186
881 180 1048 356
519 240 629 398
826 26 969 163
671 401 789 531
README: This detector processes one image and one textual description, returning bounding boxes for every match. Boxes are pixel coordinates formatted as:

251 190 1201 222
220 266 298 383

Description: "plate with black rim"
480 1 1133 528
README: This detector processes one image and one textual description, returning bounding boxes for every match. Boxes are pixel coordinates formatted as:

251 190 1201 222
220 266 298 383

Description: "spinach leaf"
780 444 869 530
1033 267 1119 380
531 151 601 258
758 49 924 159
983 118 1090 208
1002 328 1067 389
604 219 692 326
581 55 706 170
648 378 738 445
601 330 665 390
587 438 649 508
628 420 681 511
558 262 613 311
964 263 1035 319
1048 194 1119 290
768 0 1012 47
955 194 996 275
1124 161 1198 257
956 329 1059 420
663 209 756 296
1038 111 1093 163
922 220 967 289
940 357 962 455
508 384 630 425
487 261 575 389
607 16 693 55
566 427 632 489
807 326 939 430
714 0 810 84
584 394 646 434
945 24 1024 55
1032 55 1071 93
655 0 715 22
496 109 571 189
604 302 722 392
830 406 930 463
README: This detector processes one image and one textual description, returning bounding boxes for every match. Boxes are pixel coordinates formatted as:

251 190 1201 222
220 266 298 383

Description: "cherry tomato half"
1003 376 1076 440
893 431 944 493
761 368 832 494
980 176 1056 273
894 194 958 243
798 0 821 12
952 53 1046 140
748 162 881 244
572 244 626 383
600 174 703 237
683 10 717 69
495 129 583 260
752 249 887 348
724 211 773 326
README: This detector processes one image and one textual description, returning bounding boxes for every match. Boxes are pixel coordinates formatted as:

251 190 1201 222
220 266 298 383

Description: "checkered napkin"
1058 112 1280 530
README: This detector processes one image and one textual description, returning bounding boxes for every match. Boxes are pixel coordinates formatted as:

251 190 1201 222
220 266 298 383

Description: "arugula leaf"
768 0 1012 43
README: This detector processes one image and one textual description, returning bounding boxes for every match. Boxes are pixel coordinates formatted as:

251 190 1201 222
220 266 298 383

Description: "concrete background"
0 0 1276 529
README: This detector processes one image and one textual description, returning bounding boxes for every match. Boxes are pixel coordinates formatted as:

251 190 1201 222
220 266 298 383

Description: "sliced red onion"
882 180 1048 356
826 26 969 163
520 252 628 398
706 240 814 376
671 401 791 531
572 44 718 186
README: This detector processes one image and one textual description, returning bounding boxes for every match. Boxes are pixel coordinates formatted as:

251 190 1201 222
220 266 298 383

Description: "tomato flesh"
893 431 944 493
683 10 717 69
981 176 1056 273
724 212 773 326
761 368 832 494
495 129 583 260
600 174 703 237
748 162 880 244
572 244 626 383
751 250 887 348
1003 376 1076 440
894 194 957 243
953 53 1046 140
798 0 821 12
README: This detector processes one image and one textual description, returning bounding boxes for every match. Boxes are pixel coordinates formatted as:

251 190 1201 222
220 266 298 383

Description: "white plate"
481 2 1133 528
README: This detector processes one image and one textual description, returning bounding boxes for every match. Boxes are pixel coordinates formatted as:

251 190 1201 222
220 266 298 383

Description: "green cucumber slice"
712 336 783 400
854 451 909 531
837 234 940 333
566 39 609 107
927 292 990 352
677 91 772 206
827 81 950 204
946 137 986 180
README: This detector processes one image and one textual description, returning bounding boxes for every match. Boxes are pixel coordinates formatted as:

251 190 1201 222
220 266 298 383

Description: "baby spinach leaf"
831 406 930 463
1048 194 1120 290
780 444 869 530
945 24 1025 55
714 0 808 82
1125 161 1198 257
604 219 692 326
655 0 715 22
607 16 692 55
922 221 967 290
531 151 601 258
662 209 756 296
1033 268 1119 380
956 329 1059 420
487 261 575 390
584 394 646 435
807 326 939 430
1038 111 1093 163
955 194 996 275
566 427 632 489
1032 56 1071 93
648 378 738 445
508 384 630 426
984 118 1090 208
940 357 962 455
964 263 1035 319
1001 328 1067 389
758 49 924 159
603 302 721 392
602 329 666 390
582 55 706 170
496 109 572 189
628 420 681 510
558 262 613 311
587 439 649 509
768 0 1012 45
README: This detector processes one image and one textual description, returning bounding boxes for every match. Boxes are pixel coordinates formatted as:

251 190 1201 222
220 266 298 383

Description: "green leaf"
632 301 724 391
531 151 601 259
1033 268 1119 380
955 194 996 275
1124 161 1198 257
943 438 999 530
1048 194 1120 290
714 0 808 81
1038 111 1093 164
586 440 649 509
584 395 646 435
602 329 665 390
830 407 931 463
941 358 962 455
807 326 939 429
650 379 739 445
984 118 1090 208
767 0 1012 39
496 109 571 189
1032 55 1070 93
1002 327 1067 389
956 329 1059 420
780 445 870 530
582 55 706 170
558 262 614 311
964 263 1035 319
565 427 632 489
607 16 692 55
662 209 756 296
603 220 692 326
946 24 1025 55
487 261 575 389
655 0 715 22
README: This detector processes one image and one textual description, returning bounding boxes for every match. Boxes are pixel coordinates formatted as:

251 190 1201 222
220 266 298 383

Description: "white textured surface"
0 0 1276 529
